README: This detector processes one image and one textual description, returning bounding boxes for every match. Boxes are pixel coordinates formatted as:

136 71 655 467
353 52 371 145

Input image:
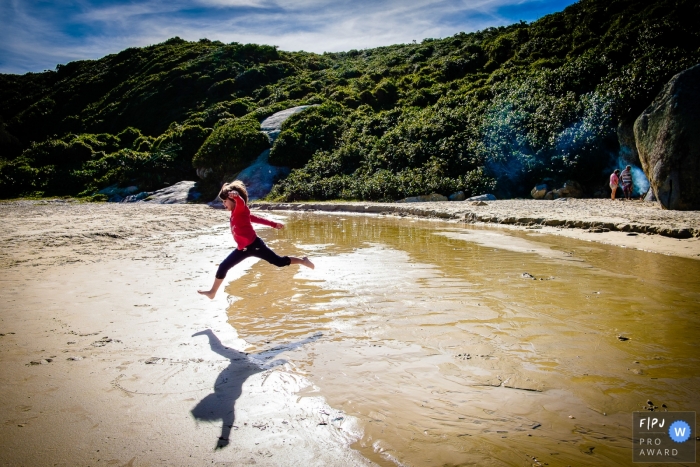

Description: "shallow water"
223 213 700 466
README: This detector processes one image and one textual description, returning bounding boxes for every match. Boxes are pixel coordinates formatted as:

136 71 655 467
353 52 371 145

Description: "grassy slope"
0 0 698 200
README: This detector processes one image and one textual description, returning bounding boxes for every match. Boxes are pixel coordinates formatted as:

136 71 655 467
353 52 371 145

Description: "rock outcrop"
635 64 700 210
121 181 201 204
143 181 201 204
208 105 312 208
234 149 290 201
98 184 139 202
617 119 640 165
531 184 548 199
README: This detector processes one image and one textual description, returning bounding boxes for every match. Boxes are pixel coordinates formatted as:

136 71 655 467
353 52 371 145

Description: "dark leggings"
216 237 291 279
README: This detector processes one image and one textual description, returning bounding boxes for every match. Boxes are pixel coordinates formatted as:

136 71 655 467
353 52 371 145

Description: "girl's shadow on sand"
191 329 321 449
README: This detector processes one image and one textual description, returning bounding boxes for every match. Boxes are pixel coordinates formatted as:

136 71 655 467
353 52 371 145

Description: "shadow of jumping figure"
191 329 321 449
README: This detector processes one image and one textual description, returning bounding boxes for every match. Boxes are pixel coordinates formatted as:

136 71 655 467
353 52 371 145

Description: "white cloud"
194 0 273 7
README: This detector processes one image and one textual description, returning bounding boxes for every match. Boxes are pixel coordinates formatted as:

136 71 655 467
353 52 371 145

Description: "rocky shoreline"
253 198 700 239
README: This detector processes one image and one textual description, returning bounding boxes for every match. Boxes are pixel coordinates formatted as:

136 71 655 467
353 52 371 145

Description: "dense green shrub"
1 0 698 199
116 127 143 149
193 117 269 179
0 156 39 198
153 124 211 164
76 148 175 192
22 138 93 167
268 103 345 168
0 118 22 160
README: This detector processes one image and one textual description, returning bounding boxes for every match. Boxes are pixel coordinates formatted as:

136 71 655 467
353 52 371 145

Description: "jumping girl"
198 180 314 299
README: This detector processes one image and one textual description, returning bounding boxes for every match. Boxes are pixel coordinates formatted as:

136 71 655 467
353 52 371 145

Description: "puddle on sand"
223 213 700 466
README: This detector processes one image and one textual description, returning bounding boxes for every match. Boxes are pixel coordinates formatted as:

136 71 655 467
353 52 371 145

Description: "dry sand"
1 198 699 466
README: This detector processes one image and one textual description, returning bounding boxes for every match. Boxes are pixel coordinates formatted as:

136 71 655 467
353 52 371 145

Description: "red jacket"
230 198 277 249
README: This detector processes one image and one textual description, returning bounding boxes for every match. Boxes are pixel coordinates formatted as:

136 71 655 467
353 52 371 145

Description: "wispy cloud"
0 0 577 74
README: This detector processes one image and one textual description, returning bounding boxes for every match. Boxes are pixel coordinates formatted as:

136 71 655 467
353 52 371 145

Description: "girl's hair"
614 169 620 174
219 180 248 204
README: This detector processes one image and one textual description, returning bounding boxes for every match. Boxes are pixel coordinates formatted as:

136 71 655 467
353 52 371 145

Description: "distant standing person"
609 169 620 200
620 165 633 200
198 180 314 299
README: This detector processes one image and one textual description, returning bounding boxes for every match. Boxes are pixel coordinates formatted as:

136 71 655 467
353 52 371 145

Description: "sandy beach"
1 198 699 466
0 201 372 466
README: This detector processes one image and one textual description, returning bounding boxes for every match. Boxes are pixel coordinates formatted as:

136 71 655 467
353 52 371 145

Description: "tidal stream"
223 213 700 466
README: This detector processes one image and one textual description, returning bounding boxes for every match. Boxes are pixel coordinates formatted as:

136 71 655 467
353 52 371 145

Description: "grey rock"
98 184 123 197
122 191 151 203
531 184 548 199
448 191 466 201
129 181 200 204
617 119 640 165
261 106 313 144
644 187 657 202
207 198 225 209
466 194 497 201
99 184 141 200
235 149 290 201
207 106 314 206
555 180 583 198
635 64 700 210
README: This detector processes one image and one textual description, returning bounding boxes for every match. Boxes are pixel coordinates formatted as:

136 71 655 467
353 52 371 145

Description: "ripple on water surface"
223 213 700 467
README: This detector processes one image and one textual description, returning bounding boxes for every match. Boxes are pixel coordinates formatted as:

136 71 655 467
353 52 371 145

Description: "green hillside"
1 0 698 200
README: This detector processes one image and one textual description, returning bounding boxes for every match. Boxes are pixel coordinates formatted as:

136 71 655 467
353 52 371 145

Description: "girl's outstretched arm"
250 214 283 229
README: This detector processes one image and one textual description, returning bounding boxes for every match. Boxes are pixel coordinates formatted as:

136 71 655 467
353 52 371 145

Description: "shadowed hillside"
1 0 698 200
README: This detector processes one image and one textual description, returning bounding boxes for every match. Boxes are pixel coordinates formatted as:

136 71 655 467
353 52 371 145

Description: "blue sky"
0 0 578 75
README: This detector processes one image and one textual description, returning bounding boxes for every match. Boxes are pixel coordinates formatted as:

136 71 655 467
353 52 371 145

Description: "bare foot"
301 257 315 269
198 289 216 299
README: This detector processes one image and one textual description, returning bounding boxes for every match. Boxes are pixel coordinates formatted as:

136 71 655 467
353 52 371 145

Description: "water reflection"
223 213 700 466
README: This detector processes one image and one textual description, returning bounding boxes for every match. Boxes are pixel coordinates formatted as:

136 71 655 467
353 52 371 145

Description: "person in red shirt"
198 180 314 299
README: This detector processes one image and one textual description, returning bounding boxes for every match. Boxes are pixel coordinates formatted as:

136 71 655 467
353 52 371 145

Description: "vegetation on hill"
1 0 698 200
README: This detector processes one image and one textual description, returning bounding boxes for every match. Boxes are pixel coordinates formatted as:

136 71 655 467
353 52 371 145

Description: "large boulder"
128 181 200 204
555 180 583 198
98 184 139 201
205 106 313 207
617 119 640 165
260 105 312 144
634 64 700 210
448 191 466 201
235 149 290 201
531 184 548 199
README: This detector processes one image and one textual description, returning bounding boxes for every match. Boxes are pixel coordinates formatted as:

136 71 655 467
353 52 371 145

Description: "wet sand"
1 200 699 466
0 201 372 467
255 199 700 260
